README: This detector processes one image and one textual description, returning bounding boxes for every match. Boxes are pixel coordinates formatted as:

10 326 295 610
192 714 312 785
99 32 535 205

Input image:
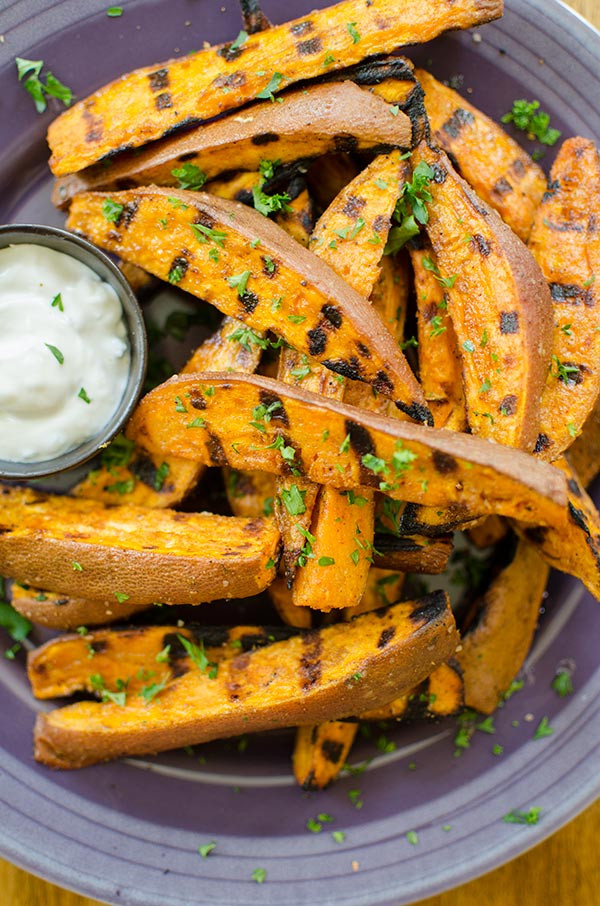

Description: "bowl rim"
0 222 148 480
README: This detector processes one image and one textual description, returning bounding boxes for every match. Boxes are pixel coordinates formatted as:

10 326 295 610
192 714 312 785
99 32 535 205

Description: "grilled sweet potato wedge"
33 591 459 769
416 69 546 241
52 83 411 207
47 0 503 177
67 187 429 421
224 468 276 519
373 532 452 573
362 660 464 720
458 540 549 714
514 457 600 602
412 244 467 431
417 144 553 450
568 396 600 488
11 585 149 630
293 721 358 790
0 485 279 606
130 371 567 522
528 138 600 461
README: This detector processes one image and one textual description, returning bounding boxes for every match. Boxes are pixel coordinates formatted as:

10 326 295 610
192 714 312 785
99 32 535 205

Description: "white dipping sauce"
0 244 130 462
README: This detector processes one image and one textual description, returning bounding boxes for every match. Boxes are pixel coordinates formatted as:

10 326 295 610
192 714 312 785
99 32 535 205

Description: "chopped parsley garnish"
256 71 284 101
186 417 206 429
101 433 135 470
45 343 64 365
348 788 363 809
331 830 346 843
339 433 351 454
171 162 207 190
167 197 189 210
501 99 561 146
350 217 366 239
198 841 217 858
552 355 580 383
106 6 123 16
422 255 458 289
78 387 91 404
502 807 541 825
156 644 171 663
174 395 187 413
0 600 32 653
406 830 419 846
551 669 574 697
51 292 63 311
15 57 73 113
140 679 168 703
90 673 127 706
153 461 170 491
114 592 129 603
429 315 446 338
177 634 218 678
533 716 554 740
346 22 361 43
258 158 281 180
227 270 252 297
191 223 227 247
252 183 292 216
463 339 475 353
280 484 307 516
318 556 335 567
230 29 248 51
228 325 269 350
287 314 306 324
168 263 186 284
385 160 434 254
102 198 124 223
251 868 267 884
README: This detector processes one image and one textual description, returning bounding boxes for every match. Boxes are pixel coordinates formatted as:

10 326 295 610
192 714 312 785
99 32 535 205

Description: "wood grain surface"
2 0 599 903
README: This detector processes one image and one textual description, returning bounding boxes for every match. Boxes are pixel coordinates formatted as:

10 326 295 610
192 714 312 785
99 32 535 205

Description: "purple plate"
0 1 599 904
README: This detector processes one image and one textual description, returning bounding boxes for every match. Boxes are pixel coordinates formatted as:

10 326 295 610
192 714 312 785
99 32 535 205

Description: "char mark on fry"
441 107 475 138
300 629 322 690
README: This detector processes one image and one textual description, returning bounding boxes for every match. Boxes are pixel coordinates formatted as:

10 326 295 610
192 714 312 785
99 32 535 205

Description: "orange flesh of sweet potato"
128 371 566 525
293 721 358 790
514 457 600 603
362 660 464 720
273 187 315 248
458 540 549 714
52 82 411 207
47 0 504 177
224 467 276 519
568 395 600 488
67 187 430 421
11 584 149 630
33 591 459 769
0 485 279 606
412 245 467 432
467 515 508 549
416 69 546 242
528 138 600 461
417 143 553 451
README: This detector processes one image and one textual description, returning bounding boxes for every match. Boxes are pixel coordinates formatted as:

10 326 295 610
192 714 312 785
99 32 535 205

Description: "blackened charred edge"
471 233 492 257
300 629 322 690
90 639 108 654
163 628 231 663
333 133 359 153
500 310 519 334
239 0 272 34
432 450 458 474
301 770 317 791
148 68 169 92
131 455 162 489
321 357 363 382
534 433 552 454
261 255 279 278
568 501 590 535
373 371 394 397
409 590 447 624
543 178 560 202
399 502 474 536
568 478 582 498
357 342 371 358
259 388 289 426
377 626 396 649
290 20 312 35
83 104 103 144
193 209 216 229
550 283 594 306
240 291 260 313
523 525 548 545
168 254 189 281
342 195 367 218
372 214 390 233
511 159 526 179
431 163 447 184
499 394 517 416
559 362 585 385
213 71 246 89
441 107 475 139
155 93 173 111
321 739 344 764
251 132 280 146
121 200 139 228
297 37 322 55
235 189 254 206
307 326 328 356
342 57 415 87
345 418 375 459
373 534 423 554
217 44 245 63
395 399 434 427
239 627 299 651
492 176 513 198
205 430 229 465
403 82 430 146
321 304 342 328
189 389 207 410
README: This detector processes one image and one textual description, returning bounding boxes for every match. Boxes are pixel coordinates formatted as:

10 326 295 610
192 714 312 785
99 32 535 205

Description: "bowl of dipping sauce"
0 224 147 480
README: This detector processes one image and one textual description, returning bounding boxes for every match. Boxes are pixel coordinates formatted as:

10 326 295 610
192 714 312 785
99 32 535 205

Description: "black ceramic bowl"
0 223 147 480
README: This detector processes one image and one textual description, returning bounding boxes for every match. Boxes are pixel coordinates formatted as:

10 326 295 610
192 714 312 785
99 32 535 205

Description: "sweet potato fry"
417 143 553 450
52 83 411 207
362 660 464 720
528 138 600 461
47 0 503 176
67 187 430 421
33 591 459 768
11 585 148 630
128 371 567 525
416 69 546 241
458 540 549 714
0 485 280 606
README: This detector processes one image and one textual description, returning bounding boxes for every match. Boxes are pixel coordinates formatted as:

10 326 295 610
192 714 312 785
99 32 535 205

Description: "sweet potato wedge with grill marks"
52 83 411 207
416 69 546 241
293 721 358 790
528 138 600 461
33 591 459 769
47 0 503 177
412 244 467 431
458 540 549 714
11 585 149 630
514 457 600 602
128 371 567 525
417 143 553 451
224 467 276 519
362 659 464 720
386 502 482 537
67 187 430 422
373 532 452 574
0 485 279 606
568 396 600 488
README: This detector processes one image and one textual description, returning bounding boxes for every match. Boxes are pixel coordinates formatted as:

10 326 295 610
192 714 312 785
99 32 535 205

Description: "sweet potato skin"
529 138 600 461
67 187 429 421
52 83 411 206
416 69 546 241
11 585 148 630
417 144 553 451
0 485 279 606
47 0 503 176
33 591 459 768
458 540 549 714
129 371 567 525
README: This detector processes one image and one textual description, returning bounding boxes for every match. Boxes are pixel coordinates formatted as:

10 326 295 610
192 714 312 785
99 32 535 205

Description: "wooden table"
2 0 599 902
